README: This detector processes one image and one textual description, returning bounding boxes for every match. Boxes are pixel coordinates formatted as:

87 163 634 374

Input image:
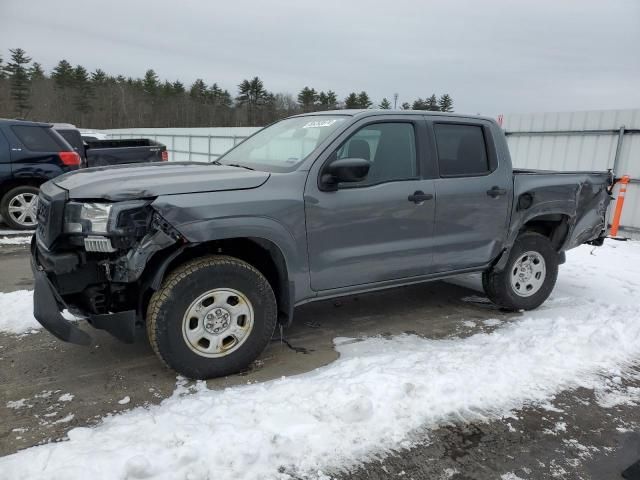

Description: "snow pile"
0 291 76 335
0 242 639 479
0 290 39 335
0 235 32 245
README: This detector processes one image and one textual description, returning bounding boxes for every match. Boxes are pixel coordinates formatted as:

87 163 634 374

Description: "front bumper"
31 239 137 344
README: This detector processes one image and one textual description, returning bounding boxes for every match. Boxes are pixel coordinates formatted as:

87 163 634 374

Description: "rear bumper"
31 240 137 344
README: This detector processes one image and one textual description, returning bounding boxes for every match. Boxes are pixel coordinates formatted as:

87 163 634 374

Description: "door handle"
408 191 433 204
487 186 507 198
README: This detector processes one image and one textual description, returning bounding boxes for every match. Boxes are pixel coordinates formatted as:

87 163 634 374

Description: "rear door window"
56 129 84 155
11 125 63 152
434 123 490 177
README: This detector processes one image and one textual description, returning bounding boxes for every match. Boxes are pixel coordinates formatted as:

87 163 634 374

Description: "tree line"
0 48 454 129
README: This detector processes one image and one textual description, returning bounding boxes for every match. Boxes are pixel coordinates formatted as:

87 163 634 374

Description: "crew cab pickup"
53 124 168 168
0 119 81 229
31 111 614 379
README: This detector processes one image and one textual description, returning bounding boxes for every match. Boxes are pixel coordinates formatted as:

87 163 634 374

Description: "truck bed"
511 169 612 251
85 139 166 168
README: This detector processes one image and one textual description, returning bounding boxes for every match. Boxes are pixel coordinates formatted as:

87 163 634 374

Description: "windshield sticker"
302 119 338 129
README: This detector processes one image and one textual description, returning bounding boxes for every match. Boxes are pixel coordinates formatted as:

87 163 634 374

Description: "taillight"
161 150 168 161
59 151 81 166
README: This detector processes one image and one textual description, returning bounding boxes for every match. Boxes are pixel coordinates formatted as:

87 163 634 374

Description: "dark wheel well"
0 178 45 200
144 237 291 325
521 214 570 251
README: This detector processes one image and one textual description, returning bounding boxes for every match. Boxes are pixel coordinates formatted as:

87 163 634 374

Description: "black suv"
0 119 81 229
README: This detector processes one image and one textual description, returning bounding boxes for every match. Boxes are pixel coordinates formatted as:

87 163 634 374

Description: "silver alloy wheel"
510 251 546 297
182 288 254 358
7 192 38 228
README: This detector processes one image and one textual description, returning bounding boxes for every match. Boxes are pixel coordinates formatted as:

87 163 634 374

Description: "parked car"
52 124 168 168
31 110 614 379
0 119 81 229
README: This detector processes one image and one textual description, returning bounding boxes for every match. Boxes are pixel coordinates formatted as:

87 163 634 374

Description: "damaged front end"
32 182 184 344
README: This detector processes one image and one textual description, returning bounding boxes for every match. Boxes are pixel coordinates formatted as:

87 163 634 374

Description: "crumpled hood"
53 162 270 200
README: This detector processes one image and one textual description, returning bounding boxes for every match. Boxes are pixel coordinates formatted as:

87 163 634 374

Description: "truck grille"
35 183 66 249
36 197 50 232
36 195 53 245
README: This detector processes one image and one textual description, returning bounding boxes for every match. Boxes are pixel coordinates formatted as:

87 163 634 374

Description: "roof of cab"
293 109 496 123
0 118 53 128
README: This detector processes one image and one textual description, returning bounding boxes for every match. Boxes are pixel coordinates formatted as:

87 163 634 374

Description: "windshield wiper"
224 163 255 171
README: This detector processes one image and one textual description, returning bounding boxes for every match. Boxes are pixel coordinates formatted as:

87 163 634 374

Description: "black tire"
0 185 40 230
147 255 277 379
482 232 559 311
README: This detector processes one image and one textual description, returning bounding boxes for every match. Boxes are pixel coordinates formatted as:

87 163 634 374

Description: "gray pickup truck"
31 110 613 379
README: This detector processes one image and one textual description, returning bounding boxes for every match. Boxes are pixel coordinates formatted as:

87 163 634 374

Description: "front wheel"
147 255 277 379
482 232 559 311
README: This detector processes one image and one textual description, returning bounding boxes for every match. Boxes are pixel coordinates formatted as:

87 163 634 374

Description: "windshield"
217 115 348 172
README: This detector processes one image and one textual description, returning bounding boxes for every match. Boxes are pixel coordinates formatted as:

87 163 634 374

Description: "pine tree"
379 98 391 109
236 77 269 126
91 69 108 84
317 91 328 110
91 68 107 85
51 60 75 89
325 91 338 110
344 92 359 109
425 94 439 111
172 80 185 94
297 86 317 112
438 94 453 112
142 69 159 96
189 79 207 100
27 62 45 81
5 48 32 116
357 91 372 109
0 55 5 80
401 102 411 110
73 65 93 115
412 98 428 110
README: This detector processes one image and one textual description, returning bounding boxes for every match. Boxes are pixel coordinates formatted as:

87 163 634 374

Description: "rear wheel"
0 186 39 230
147 255 277 379
482 232 559 311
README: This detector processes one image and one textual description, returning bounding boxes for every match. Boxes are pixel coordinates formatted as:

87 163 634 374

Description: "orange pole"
610 175 631 237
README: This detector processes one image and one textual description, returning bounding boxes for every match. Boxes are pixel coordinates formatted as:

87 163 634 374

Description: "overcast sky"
1 0 639 116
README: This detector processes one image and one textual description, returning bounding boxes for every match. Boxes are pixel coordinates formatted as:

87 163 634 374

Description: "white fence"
104 127 260 162
103 108 640 235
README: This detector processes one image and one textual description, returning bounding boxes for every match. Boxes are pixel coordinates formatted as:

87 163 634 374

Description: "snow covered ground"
0 291 75 335
0 290 40 335
0 241 639 480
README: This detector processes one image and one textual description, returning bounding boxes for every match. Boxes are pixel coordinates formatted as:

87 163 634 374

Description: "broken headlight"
64 201 153 250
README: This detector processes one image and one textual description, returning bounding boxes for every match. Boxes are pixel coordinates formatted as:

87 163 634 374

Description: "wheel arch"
520 213 571 251
141 236 294 326
0 178 45 200
494 212 572 271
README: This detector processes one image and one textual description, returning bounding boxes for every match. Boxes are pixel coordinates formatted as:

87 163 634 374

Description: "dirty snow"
0 290 76 335
117 396 131 405
58 393 74 402
6 399 30 410
52 414 75 425
0 235 32 245
0 290 39 335
0 242 639 479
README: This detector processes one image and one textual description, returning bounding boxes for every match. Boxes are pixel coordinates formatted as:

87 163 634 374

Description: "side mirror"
321 157 371 190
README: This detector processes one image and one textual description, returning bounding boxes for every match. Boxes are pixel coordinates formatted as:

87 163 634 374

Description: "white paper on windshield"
302 119 338 129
